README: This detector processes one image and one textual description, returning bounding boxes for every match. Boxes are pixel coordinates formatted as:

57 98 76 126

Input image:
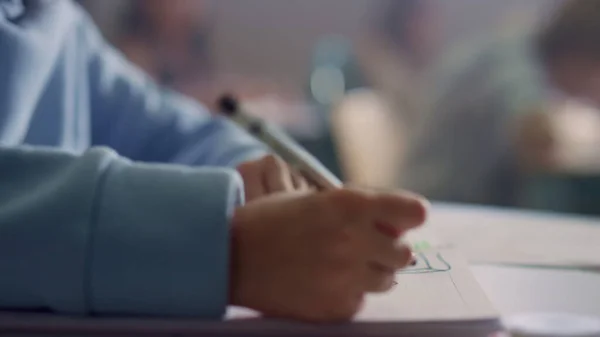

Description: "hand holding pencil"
219 94 428 322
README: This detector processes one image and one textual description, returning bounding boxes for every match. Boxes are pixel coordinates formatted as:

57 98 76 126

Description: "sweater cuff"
88 158 243 318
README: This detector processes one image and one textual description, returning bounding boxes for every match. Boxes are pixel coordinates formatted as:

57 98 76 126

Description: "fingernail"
410 254 418 266
374 222 401 239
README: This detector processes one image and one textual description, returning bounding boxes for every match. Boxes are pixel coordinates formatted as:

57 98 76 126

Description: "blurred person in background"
526 0 600 215
309 0 441 188
401 0 600 214
116 0 217 105
112 0 288 111
399 4 550 207
538 0 600 114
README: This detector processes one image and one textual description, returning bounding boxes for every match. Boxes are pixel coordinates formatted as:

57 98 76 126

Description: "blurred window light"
310 65 346 106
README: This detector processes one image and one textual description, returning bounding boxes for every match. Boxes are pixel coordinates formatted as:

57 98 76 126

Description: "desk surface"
472 265 600 318
436 203 600 318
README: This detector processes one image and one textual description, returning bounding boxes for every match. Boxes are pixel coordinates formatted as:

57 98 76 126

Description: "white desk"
472 265 600 317
431 203 600 318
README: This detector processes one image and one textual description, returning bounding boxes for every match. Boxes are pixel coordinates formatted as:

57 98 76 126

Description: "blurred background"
77 0 600 216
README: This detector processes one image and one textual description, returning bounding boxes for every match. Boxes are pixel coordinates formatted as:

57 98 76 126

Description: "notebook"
0 226 503 336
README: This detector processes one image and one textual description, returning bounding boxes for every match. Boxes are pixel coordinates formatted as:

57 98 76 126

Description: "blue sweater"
0 0 267 318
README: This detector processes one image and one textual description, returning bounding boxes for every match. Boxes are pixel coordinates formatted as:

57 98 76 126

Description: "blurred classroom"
78 0 600 216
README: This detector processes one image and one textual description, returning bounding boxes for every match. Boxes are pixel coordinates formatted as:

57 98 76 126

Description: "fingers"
363 262 397 293
319 189 424 295
231 186 429 323
291 169 310 191
374 221 405 239
237 162 268 201
366 221 414 271
238 155 303 201
326 189 428 230
373 191 429 231
361 194 420 293
265 156 314 192
373 244 413 271
263 155 295 193
363 241 412 293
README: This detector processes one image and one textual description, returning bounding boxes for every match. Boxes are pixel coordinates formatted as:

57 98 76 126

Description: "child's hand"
229 189 428 322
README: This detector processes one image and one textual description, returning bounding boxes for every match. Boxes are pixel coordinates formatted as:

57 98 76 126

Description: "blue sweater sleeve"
79 7 267 167
0 145 242 318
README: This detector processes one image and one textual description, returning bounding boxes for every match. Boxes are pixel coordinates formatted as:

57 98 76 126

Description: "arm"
0 146 241 318
81 10 267 167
